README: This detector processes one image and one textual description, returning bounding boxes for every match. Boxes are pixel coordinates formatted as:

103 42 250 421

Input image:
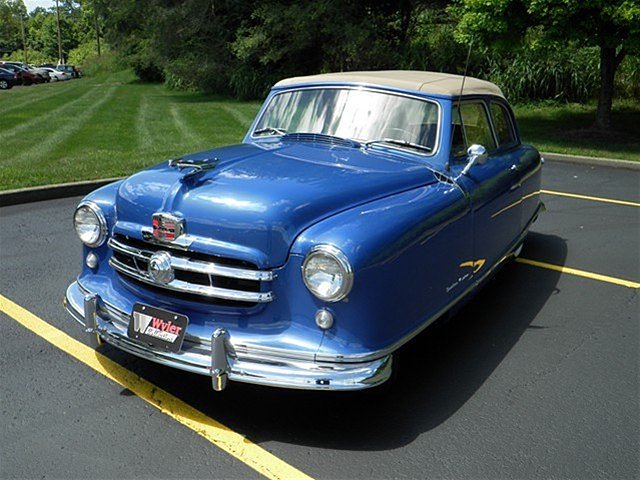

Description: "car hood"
115 142 437 268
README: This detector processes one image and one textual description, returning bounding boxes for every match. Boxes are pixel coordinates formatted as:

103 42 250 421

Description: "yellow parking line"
0 294 313 480
541 189 640 207
516 258 640 289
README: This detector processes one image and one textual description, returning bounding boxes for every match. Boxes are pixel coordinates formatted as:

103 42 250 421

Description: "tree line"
1 0 638 129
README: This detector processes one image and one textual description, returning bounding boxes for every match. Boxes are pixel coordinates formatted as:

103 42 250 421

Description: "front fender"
76 180 122 278
291 181 473 359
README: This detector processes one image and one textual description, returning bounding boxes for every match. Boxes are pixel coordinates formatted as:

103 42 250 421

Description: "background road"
1 161 638 479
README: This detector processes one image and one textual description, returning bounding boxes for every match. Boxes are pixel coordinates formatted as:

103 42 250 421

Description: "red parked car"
0 63 39 85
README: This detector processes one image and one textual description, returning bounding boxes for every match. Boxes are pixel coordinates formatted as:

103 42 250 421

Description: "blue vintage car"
65 71 543 391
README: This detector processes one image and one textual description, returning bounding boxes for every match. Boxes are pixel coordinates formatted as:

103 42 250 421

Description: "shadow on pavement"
95 231 566 451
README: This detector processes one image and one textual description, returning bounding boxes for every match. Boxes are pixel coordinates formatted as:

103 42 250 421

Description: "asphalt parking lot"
1 160 638 479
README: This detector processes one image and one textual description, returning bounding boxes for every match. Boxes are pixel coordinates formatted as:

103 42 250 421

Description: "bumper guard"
65 281 391 392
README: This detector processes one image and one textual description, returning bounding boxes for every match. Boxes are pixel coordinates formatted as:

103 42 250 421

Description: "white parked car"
41 67 69 81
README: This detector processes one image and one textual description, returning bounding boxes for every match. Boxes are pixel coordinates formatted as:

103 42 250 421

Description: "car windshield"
253 88 439 153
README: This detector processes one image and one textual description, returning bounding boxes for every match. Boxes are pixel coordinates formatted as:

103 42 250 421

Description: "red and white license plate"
128 303 188 353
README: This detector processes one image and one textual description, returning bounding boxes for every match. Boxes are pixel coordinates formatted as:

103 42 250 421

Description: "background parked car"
0 63 38 85
29 67 51 83
41 67 70 81
56 64 80 78
0 67 19 89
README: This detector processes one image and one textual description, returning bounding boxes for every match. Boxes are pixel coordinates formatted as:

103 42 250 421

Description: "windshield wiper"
253 126 287 136
363 138 432 153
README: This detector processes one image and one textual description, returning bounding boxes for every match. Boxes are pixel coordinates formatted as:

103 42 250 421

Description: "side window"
451 107 467 158
490 102 516 147
451 102 496 157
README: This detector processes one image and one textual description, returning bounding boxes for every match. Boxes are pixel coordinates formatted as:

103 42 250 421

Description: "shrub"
478 44 600 103
2 48 51 65
616 55 640 99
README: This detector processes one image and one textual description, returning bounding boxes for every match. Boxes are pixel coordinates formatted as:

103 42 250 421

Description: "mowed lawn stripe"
13 86 119 164
0 70 259 190
219 102 256 129
131 87 195 161
136 88 157 153
54 84 147 176
169 103 208 151
0 83 104 144
0 80 86 116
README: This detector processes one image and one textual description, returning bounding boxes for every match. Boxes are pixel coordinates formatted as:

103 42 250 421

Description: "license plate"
128 303 188 353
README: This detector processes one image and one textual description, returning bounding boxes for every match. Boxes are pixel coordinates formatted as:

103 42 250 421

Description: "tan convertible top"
274 70 505 99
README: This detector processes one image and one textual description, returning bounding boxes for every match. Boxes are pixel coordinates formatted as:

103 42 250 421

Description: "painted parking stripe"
516 258 640 289
541 189 640 207
0 294 313 480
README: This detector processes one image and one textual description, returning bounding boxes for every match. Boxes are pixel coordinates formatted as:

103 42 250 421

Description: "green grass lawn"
1 71 638 191
0 71 261 190
514 99 640 161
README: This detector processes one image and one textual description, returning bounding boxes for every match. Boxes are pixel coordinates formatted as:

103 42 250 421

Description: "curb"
0 177 122 207
0 153 637 207
542 152 640 171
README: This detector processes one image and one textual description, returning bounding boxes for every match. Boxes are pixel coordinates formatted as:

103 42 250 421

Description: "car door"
489 100 542 235
451 99 522 272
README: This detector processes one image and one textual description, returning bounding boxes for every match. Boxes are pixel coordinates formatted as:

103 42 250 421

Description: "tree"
0 0 26 57
452 0 640 129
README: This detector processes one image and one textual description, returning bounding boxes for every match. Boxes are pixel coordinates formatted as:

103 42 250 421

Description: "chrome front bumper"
64 281 392 391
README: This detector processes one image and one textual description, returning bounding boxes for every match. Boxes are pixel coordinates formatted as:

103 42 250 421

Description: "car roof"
274 70 505 99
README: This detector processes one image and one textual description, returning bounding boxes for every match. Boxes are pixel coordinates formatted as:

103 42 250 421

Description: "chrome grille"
108 236 274 305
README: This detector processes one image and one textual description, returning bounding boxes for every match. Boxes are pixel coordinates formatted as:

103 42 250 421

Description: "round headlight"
73 202 107 247
302 245 353 302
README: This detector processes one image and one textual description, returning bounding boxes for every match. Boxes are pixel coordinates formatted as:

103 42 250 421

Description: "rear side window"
491 102 516 147
451 102 496 157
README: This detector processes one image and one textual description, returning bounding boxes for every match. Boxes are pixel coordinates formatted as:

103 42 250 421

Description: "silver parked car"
41 67 70 81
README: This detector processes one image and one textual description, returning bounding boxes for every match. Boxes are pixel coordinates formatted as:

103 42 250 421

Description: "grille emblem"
148 251 174 284
152 213 184 242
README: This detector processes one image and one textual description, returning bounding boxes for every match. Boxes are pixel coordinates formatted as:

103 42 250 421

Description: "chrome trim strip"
109 256 274 303
108 237 273 281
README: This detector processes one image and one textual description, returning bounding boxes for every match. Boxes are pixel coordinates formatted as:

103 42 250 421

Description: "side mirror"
461 144 487 176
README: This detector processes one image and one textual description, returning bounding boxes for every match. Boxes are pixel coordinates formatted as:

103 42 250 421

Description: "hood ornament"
152 213 184 242
169 157 219 178
148 251 174 284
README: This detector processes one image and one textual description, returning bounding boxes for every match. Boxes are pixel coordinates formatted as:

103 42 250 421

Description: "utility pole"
18 12 28 64
93 0 101 57
55 0 63 64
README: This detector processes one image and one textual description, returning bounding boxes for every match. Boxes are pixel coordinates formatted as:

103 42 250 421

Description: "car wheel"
0 80 9 90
